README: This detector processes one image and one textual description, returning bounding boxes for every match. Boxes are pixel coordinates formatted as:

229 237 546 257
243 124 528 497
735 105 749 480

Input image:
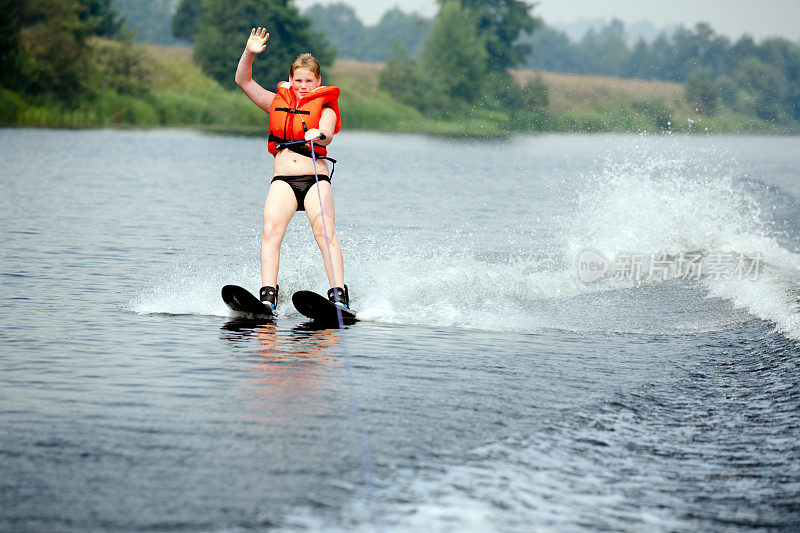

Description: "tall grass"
1 43 794 133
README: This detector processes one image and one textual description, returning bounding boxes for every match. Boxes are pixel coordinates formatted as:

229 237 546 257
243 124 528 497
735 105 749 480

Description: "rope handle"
275 133 326 151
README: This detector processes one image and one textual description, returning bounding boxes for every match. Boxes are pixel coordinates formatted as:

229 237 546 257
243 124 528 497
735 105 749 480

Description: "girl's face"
290 69 321 99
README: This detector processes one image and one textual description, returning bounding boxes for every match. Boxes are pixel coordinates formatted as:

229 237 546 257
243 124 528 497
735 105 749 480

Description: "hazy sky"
295 0 800 41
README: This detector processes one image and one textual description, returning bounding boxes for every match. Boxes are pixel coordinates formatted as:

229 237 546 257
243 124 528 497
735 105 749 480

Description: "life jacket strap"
274 107 311 115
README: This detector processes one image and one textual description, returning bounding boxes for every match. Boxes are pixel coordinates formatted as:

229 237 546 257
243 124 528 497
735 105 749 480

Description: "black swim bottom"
271 174 331 211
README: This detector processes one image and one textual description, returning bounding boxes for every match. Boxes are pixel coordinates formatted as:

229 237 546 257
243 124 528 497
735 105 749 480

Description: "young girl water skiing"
234 27 349 311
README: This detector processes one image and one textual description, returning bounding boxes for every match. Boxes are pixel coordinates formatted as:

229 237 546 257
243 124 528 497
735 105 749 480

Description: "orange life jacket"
267 82 341 158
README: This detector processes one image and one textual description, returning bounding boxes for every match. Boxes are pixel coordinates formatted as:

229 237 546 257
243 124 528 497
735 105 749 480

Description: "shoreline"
1 47 796 135
3 123 798 139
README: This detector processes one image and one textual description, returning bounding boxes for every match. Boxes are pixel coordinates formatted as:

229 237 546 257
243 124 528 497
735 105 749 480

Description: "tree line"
522 20 800 122
303 4 799 124
302 3 430 62
0 0 332 109
1 0 150 107
3 0 798 128
168 0 546 121
376 0 548 122
170 0 334 91
114 0 183 46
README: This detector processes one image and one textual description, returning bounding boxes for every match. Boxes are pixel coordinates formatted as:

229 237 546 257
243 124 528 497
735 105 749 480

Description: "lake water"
2 128 800 531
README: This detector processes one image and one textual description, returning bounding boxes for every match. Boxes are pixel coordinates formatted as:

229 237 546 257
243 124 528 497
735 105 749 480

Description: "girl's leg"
261 180 297 287
304 180 344 288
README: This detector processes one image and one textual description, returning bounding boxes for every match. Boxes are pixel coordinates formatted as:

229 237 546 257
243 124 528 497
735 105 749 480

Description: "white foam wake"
131 144 800 339
561 152 800 339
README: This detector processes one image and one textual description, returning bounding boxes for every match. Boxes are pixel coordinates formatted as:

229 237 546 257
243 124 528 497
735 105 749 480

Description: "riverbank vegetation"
0 0 795 134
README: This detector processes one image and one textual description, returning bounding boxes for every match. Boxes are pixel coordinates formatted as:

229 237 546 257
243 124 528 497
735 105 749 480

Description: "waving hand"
235 26 275 112
246 27 269 54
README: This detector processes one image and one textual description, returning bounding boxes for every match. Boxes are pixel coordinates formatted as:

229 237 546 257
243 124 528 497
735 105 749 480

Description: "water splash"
131 147 800 339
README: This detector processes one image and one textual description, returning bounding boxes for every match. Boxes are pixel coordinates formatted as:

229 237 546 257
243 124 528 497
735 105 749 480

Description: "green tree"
379 47 446 113
595 20 629 75
684 68 718 116
522 25 580 73
80 0 123 37
172 0 202 42
728 35 757 69
644 33 673 80
89 35 151 96
668 23 729 79
364 8 431 61
756 38 800 120
421 1 488 104
498 73 548 110
578 20 629 76
735 57 788 122
714 75 740 108
305 3 431 62
626 37 653 78
192 0 334 91
304 2 365 58
115 0 179 44
456 0 540 71
0 0 23 89
18 0 94 103
380 0 548 121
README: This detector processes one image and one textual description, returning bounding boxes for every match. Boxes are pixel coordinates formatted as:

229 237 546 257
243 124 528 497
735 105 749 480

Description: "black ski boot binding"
259 285 279 311
327 285 349 309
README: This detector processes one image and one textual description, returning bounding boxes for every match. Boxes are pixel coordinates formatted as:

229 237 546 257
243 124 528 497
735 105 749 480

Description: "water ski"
292 290 357 325
221 285 274 318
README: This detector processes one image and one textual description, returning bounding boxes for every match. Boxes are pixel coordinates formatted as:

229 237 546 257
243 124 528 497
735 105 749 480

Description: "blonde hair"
289 53 321 78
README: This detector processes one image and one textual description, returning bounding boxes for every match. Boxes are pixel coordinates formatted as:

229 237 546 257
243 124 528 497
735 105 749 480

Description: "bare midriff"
273 149 329 177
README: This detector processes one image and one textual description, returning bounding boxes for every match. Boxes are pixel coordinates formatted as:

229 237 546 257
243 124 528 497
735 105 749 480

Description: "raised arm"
234 27 275 113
